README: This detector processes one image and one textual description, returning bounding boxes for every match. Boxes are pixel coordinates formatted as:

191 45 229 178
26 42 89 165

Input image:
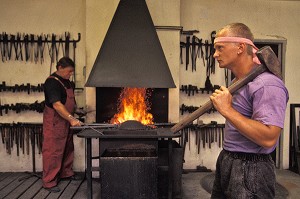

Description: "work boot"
45 185 60 193
61 174 82 181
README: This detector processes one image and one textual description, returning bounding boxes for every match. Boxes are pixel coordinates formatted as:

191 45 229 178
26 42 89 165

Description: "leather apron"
42 76 75 188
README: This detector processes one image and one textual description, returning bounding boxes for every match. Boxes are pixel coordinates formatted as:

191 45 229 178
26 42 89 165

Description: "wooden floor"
0 172 98 199
0 170 297 199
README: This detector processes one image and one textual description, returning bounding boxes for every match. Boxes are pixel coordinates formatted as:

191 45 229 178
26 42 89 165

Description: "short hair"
217 23 254 55
56 57 75 70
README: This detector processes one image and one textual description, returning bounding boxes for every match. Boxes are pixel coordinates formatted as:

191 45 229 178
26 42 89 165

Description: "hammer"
171 46 282 133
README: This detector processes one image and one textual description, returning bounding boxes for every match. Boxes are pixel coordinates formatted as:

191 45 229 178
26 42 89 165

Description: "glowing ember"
110 88 153 125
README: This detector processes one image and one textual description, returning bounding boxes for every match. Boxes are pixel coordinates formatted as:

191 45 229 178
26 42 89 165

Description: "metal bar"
0 33 81 44
31 127 36 173
98 138 101 180
168 138 173 199
155 26 183 31
86 138 93 199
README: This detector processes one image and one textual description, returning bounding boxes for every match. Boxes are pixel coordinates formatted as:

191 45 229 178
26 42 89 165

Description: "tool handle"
171 100 213 133
227 65 266 94
171 65 267 133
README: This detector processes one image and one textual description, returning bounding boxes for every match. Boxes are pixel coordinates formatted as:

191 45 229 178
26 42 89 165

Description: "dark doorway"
255 43 279 56
96 88 169 123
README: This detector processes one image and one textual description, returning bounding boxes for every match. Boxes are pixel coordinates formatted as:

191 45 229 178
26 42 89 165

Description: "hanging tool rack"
180 30 215 73
180 84 221 95
180 29 229 88
0 81 44 94
0 122 43 156
179 30 219 116
0 100 45 116
180 103 216 115
0 32 81 63
178 121 225 162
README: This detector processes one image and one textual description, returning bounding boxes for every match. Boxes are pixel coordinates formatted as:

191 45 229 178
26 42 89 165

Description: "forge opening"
96 87 169 123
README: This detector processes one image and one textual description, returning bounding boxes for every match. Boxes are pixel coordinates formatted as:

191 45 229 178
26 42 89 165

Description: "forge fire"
110 87 153 125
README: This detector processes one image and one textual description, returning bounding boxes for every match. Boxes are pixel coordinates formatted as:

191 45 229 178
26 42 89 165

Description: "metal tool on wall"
178 121 225 158
180 35 203 72
180 31 216 75
180 84 221 95
0 32 80 86
0 32 80 63
180 84 199 96
0 123 43 156
0 123 43 181
0 100 45 115
0 81 44 93
180 103 216 115
202 31 217 96
180 30 205 72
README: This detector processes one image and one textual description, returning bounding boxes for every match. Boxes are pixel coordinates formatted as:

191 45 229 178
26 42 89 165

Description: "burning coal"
110 88 153 125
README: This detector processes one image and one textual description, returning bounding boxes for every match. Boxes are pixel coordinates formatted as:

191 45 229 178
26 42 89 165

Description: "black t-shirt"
44 73 74 108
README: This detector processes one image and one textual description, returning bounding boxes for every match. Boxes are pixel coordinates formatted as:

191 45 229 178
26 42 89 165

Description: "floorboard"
0 172 20 190
18 179 43 199
32 187 51 199
46 180 70 199
4 176 39 199
72 179 88 199
0 172 11 181
0 173 87 199
58 179 84 199
0 173 28 198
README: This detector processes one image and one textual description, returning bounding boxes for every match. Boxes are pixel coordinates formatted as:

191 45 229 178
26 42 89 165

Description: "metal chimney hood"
85 0 176 88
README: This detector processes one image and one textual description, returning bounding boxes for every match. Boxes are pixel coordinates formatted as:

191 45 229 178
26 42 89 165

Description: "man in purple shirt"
210 23 289 199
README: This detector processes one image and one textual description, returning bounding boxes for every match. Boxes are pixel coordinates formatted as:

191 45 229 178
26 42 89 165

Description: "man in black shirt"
44 73 74 108
42 57 82 192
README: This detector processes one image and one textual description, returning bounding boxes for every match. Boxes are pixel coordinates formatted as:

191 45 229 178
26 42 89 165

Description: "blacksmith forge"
77 0 182 199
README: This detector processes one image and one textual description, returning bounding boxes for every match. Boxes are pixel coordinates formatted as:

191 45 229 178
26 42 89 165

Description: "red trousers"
42 106 75 188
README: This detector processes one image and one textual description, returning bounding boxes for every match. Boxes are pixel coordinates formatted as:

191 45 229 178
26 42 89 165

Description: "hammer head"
256 46 282 79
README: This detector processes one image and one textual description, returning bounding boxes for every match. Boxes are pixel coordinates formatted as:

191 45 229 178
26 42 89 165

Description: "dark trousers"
211 149 275 199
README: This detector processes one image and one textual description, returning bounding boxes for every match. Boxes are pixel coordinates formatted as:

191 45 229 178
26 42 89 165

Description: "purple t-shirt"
223 71 289 154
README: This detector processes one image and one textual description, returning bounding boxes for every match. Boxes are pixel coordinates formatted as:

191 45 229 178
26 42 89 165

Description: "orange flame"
110 88 154 125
